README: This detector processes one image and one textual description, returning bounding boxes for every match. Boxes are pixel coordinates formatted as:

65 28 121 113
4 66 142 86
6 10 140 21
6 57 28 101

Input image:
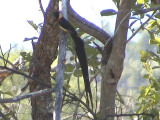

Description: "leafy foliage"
138 40 160 119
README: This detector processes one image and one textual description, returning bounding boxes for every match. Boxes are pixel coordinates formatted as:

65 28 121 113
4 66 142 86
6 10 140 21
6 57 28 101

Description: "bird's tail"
70 33 93 109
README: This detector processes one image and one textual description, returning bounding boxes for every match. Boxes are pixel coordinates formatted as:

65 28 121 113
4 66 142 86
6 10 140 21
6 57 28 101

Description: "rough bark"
100 0 131 120
29 0 59 119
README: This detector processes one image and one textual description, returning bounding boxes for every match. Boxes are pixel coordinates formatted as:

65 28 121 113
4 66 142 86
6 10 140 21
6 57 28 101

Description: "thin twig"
0 45 6 66
104 113 154 119
38 0 45 16
0 110 9 120
64 89 96 119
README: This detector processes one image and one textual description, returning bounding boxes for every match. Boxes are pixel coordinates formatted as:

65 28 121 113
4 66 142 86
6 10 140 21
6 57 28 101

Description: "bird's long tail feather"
70 33 93 108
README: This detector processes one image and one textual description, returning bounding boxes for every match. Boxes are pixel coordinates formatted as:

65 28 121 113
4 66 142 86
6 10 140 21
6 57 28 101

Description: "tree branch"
67 1 110 44
100 0 131 119
0 88 55 103
54 1 68 120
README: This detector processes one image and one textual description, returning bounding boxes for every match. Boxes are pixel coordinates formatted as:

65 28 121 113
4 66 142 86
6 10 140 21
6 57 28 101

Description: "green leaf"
137 106 144 113
157 44 160 54
27 20 38 30
138 86 146 98
154 36 160 44
112 0 120 4
153 81 160 91
86 45 99 57
143 74 149 79
137 0 144 4
73 68 82 77
144 84 152 96
20 52 31 61
20 52 27 57
146 20 157 31
66 63 74 72
155 12 160 19
1 91 13 96
140 50 148 62
137 0 149 4
64 72 72 80
64 83 71 90
100 9 118 16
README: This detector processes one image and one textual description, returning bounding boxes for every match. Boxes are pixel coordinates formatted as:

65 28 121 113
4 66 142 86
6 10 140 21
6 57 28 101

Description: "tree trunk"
29 0 59 119
100 0 131 120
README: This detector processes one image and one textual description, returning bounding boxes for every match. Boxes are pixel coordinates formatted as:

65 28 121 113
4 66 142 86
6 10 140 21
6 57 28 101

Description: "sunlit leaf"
154 36 160 44
140 50 148 62
146 20 157 31
137 0 144 4
137 106 144 113
144 84 152 96
27 20 38 30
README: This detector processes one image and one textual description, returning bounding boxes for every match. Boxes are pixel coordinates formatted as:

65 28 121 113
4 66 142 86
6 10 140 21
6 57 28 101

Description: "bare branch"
54 1 68 120
38 0 45 16
104 113 154 119
64 89 96 119
23 37 38 41
0 56 18 69
0 88 54 103
127 10 157 43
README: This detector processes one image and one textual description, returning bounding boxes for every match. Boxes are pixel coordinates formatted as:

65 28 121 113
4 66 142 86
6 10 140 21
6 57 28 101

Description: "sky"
0 0 116 51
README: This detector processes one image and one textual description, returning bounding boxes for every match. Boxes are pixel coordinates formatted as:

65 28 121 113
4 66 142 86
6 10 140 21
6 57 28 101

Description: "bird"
54 11 93 108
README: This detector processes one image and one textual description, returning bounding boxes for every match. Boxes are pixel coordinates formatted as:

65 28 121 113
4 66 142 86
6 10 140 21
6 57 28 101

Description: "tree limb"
67 0 111 44
54 1 68 120
100 0 131 119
